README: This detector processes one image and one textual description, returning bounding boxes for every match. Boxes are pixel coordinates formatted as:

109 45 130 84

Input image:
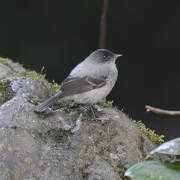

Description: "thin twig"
145 105 180 116
99 0 109 48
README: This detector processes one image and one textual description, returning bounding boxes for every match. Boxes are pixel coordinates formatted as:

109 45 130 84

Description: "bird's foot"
79 104 104 120
93 104 104 112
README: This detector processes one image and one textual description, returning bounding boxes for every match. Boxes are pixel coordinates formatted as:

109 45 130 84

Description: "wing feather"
58 76 106 97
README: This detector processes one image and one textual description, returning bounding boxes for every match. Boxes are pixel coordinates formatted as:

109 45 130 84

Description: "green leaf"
125 161 180 180
150 137 180 155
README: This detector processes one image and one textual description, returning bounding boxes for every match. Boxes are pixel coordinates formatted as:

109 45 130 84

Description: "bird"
34 49 122 113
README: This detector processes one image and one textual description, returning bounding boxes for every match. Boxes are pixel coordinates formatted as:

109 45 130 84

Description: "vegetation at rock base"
136 120 164 145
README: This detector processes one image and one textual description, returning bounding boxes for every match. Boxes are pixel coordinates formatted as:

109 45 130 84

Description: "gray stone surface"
0 63 12 78
0 58 165 180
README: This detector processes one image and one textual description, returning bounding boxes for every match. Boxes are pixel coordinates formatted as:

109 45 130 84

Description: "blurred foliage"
125 138 180 179
125 160 180 180
150 137 180 155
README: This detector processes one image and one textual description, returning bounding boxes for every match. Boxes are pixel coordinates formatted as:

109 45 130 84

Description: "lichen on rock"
0 80 15 105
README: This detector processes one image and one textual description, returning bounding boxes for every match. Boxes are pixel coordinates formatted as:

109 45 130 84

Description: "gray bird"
34 49 122 112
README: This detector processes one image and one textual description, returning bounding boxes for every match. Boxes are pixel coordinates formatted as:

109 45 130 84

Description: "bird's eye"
103 55 107 59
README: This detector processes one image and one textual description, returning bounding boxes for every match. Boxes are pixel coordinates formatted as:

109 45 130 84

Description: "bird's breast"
65 83 114 104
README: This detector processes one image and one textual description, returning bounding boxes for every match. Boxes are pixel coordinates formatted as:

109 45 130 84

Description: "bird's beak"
115 54 122 58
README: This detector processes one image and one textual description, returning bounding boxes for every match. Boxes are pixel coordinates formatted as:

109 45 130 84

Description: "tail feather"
34 95 60 113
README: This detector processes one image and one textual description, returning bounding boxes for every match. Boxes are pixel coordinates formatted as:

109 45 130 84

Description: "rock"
0 63 12 79
0 58 166 180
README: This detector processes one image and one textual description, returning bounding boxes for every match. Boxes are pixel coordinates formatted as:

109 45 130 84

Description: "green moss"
0 80 15 104
0 57 9 66
114 163 128 179
20 71 46 81
52 80 61 91
136 120 165 145
99 99 113 107
79 168 89 178
0 57 25 72
40 66 45 74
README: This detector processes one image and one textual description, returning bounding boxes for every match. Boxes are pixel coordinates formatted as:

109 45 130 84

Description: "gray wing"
34 76 106 113
58 75 107 98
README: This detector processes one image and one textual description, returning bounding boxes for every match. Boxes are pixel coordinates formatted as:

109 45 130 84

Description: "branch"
145 105 180 116
99 0 109 48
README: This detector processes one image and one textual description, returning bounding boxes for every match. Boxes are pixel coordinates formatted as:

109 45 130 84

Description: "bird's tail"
34 95 60 113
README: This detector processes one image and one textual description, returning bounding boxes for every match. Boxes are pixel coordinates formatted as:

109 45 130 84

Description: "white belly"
64 81 116 104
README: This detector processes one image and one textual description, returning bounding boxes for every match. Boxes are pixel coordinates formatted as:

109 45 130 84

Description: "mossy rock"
0 56 169 180
0 57 9 66
20 71 46 81
0 80 15 105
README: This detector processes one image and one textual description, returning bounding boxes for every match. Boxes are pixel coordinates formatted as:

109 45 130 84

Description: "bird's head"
88 49 122 64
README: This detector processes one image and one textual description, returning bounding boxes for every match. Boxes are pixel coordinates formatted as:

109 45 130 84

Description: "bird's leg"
93 104 104 112
88 104 105 120
89 105 97 120
78 104 98 120
79 104 89 113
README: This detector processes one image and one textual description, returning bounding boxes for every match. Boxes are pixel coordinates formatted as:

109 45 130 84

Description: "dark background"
0 0 179 140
